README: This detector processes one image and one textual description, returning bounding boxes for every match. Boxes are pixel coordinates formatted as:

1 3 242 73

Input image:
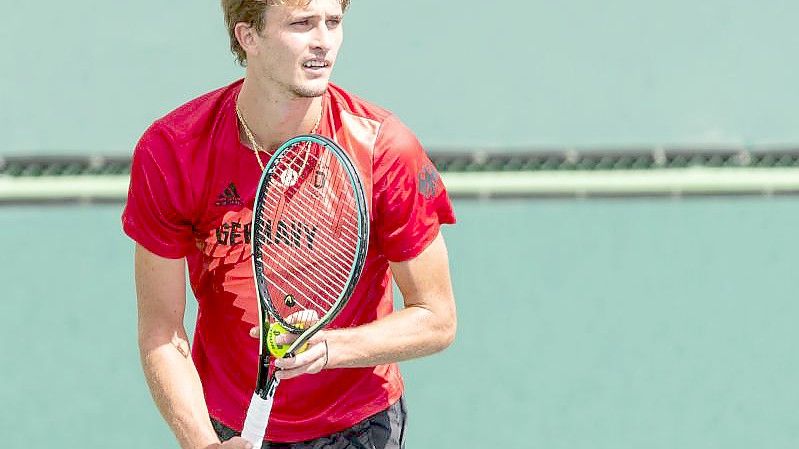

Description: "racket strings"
267 145 356 233
253 143 362 325
253 231 344 314
264 275 330 312
256 191 358 271
259 246 346 303
261 254 347 306
261 150 359 265
272 149 359 246
253 234 341 319
255 181 358 274
252 218 352 307
253 222 355 317
257 200 356 284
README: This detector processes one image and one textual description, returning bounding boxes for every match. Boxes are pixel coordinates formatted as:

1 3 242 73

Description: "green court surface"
2 198 798 448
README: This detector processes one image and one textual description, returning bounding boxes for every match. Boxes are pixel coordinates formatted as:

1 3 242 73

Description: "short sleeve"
121 123 196 259
372 115 456 262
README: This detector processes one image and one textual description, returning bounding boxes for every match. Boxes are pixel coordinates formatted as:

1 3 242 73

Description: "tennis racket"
241 134 369 449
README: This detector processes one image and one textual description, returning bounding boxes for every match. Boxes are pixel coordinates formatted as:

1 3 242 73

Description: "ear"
234 22 260 59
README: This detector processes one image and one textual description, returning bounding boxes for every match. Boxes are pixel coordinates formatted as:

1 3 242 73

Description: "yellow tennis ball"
266 322 309 358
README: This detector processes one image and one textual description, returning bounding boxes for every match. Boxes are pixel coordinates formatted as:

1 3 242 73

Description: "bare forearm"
325 235 457 369
272 234 457 379
140 334 219 449
326 304 456 369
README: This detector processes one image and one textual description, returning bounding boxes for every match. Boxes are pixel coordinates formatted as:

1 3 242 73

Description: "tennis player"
122 1 456 448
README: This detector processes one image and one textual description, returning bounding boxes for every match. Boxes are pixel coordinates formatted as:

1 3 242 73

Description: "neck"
236 76 323 152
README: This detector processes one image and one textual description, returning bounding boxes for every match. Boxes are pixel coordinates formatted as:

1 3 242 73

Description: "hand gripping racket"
241 134 369 448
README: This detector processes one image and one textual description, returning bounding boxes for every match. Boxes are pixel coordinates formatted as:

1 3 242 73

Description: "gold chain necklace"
235 104 321 171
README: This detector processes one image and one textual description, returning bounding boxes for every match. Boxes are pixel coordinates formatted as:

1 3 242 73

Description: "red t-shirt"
121 80 455 442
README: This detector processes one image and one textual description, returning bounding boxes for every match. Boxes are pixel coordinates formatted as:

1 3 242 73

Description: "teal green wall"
2 1 798 153
2 199 798 448
3 4 797 447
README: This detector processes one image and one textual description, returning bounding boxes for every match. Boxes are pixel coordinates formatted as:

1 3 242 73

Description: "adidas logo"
215 182 243 206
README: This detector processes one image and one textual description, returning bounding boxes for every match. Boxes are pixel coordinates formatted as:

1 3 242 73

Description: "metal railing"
3 148 799 203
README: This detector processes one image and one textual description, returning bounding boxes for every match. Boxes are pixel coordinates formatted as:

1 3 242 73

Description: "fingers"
271 309 321 349
273 339 329 380
275 328 328 353
250 309 319 340
285 310 320 327
274 332 298 346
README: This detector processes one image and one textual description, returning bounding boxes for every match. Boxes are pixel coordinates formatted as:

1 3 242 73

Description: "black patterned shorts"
212 397 407 449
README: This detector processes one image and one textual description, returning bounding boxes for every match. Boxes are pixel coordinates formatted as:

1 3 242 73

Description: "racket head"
251 134 369 355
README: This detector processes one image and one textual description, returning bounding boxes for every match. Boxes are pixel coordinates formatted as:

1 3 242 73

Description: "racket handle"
240 385 278 449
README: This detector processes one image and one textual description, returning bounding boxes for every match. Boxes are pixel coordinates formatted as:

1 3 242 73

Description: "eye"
291 19 310 27
326 18 341 28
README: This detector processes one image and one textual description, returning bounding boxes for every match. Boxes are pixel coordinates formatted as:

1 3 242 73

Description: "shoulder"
327 83 392 124
134 80 240 169
142 79 241 152
326 84 421 161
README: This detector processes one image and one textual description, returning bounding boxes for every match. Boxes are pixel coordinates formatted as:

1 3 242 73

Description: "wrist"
321 340 330 370
323 328 361 369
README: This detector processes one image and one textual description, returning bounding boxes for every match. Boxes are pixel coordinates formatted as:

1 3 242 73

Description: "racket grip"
240 391 275 449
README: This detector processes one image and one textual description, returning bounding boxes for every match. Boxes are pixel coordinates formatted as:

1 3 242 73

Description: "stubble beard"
290 82 329 98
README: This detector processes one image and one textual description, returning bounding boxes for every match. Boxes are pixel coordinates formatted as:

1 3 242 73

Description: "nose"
311 22 334 52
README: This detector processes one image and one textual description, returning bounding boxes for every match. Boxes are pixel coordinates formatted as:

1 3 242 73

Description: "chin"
291 80 330 98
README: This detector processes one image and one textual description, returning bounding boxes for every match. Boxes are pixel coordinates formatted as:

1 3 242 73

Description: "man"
122 1 456 448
